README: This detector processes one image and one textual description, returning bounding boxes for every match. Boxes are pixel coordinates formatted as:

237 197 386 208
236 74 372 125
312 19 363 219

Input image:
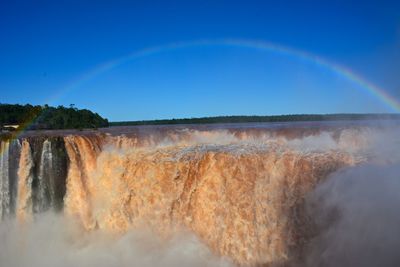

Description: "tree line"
110 113 400 126
0 104 109 130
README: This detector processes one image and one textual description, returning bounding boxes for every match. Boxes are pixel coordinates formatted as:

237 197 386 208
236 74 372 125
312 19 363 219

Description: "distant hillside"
0 104 109 130
111 114 400 126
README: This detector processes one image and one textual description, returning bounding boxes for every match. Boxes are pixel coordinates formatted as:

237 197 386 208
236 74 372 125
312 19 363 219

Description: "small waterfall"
8 139 21 216
16 137 68 217
16 139 34 222
34 139 52 213
0 141 10 220
0 140 23 220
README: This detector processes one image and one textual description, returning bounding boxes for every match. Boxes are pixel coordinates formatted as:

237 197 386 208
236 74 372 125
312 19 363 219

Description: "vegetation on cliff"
0 104 109 130
111 113 400 126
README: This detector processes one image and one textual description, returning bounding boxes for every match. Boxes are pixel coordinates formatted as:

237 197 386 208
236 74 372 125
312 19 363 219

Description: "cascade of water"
4 126 395 265
8 139 21 216
60 133 359 265
0 141 10 220
16 139 34 222
34 139 52 213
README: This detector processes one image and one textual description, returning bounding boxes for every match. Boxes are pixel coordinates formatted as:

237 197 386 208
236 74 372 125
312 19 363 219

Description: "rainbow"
1 38 400 151
49 38 400 112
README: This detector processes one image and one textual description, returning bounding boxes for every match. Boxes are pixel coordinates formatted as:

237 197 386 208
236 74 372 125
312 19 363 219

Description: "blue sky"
1 0 399 120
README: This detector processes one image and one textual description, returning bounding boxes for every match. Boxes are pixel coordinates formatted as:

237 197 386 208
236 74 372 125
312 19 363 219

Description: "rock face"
10 137 69 222
0 125 368 265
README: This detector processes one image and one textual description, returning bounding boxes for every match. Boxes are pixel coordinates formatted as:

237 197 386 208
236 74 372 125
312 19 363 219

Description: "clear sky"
1 0 399 121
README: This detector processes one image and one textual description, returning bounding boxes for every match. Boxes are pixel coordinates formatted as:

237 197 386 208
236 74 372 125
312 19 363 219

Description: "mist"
0 214 232 267
303 124 400 267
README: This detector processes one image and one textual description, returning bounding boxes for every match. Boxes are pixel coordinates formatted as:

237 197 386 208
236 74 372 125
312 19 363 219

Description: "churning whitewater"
0 122 399 266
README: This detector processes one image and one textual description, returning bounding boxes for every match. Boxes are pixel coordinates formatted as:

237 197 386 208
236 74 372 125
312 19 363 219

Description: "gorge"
0 121 399 266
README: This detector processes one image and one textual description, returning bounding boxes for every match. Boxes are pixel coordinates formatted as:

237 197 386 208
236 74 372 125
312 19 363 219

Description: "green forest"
0 104 109 130
2 103 399 130
111 113 400 126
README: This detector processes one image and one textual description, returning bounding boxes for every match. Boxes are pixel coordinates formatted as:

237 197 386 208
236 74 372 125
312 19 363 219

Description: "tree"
0 104 109 130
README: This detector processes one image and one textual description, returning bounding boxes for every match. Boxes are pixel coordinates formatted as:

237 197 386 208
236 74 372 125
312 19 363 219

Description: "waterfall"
0 141 10 220
34 139 52 213
16 139 34 222
60 132 358 265
8 139 21 216
1 125 395 265
15 137 68 219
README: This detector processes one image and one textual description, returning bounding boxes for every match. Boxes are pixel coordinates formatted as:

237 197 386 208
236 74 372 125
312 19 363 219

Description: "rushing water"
0 140 10 219
0 122 399 266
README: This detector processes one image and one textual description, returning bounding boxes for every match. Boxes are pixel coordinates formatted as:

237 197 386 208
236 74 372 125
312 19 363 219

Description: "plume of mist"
0 213 232 267
303 124 400 267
